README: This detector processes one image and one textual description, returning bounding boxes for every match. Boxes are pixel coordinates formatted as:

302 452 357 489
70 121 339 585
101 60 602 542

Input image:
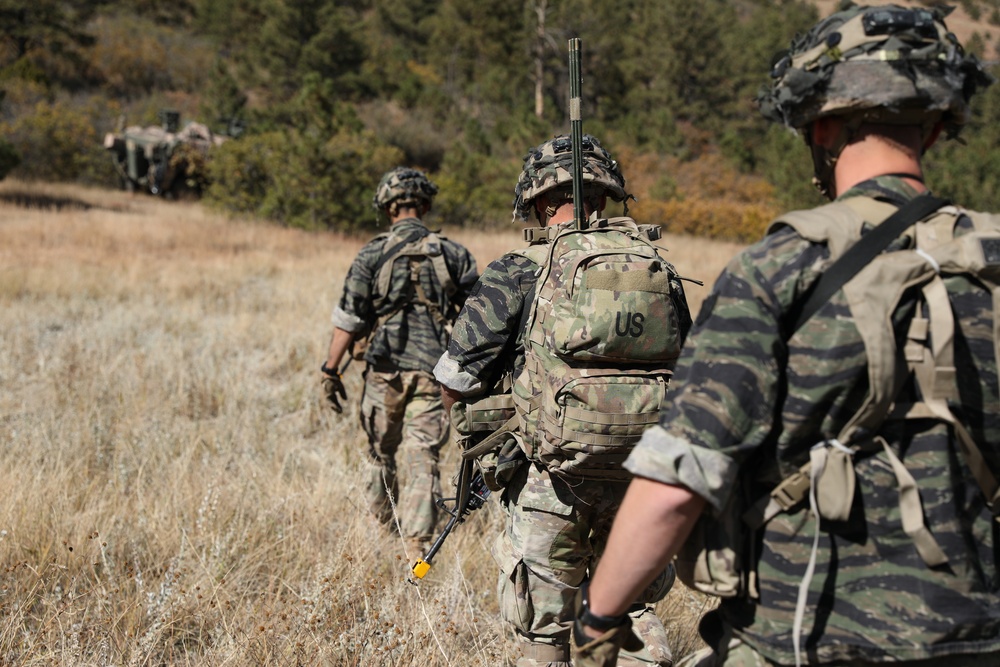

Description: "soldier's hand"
571 586 643 667
320 363 347 413
572 621 643 667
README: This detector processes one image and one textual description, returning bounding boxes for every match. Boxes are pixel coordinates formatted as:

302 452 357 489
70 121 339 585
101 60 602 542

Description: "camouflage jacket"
433 245 544 395
626 176 1000 663
332 218 478 373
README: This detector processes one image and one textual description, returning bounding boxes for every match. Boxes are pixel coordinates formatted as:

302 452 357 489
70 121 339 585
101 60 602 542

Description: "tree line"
3 0 1000 240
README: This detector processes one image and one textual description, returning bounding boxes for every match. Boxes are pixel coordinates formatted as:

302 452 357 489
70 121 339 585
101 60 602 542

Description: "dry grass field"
0 180 744 666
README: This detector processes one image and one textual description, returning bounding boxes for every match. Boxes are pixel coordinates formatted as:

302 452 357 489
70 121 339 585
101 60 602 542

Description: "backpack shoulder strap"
789 194 949 334
372 227 428 277
509 243 553 342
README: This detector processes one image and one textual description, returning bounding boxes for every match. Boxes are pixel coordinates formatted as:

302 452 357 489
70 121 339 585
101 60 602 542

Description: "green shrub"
88 12 214 98
205 127 404 232
1 98 112 184
432 144 521 228
0 138 20 180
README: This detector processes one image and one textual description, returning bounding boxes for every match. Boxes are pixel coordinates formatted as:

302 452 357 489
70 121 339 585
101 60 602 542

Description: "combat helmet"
372 167 438 217
757 2 991 197
512 134 629 224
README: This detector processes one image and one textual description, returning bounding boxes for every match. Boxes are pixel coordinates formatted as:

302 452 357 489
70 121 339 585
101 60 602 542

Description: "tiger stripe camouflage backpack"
511 217 691 480
676 195 1000 600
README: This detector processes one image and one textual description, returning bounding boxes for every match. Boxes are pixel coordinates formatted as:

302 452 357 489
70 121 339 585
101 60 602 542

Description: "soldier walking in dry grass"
435 135 692 666
321 167 478 554
574 4 1000 666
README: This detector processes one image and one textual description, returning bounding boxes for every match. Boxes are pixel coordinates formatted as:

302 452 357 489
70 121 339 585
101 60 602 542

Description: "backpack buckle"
770 467 811 512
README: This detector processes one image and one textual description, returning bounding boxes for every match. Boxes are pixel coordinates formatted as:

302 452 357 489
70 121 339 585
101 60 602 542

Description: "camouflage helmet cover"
758 2 992 137
512 134 628 223
372 167 438 212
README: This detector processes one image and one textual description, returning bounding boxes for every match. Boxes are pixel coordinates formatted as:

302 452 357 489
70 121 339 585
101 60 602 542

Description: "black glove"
320 363 347 413
571 584 643 667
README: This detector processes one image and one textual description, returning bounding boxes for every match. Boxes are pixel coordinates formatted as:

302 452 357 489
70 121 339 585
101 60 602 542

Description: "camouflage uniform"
573 6 1000 667
436 142 690 665
629 174 1000 664
335 216 478 540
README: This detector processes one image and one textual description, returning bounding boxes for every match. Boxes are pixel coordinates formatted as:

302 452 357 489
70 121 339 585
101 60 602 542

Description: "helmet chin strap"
807 112 939 200
807 116 865 200
809 141 837 201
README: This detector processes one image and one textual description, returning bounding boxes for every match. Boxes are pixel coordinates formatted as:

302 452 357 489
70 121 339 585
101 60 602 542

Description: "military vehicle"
103 110 232 197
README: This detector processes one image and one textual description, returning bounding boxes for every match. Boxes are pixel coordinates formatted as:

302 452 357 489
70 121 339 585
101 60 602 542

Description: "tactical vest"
676 196 1000 602
354 225 457 359
511 217 688 480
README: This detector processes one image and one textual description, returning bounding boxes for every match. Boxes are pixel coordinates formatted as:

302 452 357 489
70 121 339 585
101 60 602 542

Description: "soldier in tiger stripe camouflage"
576 4 1000 667
322 167 478 554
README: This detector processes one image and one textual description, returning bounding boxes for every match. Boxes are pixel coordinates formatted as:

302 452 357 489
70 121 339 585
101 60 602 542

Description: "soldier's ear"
811 116 843 150
534 193 547 213
923 122 944 152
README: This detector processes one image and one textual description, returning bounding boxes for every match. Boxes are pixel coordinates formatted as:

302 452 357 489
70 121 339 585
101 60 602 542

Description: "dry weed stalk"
0 180 734 665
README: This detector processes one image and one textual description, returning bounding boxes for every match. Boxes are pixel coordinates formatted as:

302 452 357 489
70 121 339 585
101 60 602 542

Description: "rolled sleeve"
331 306 366 333
433 351 483 395
624 425 739 515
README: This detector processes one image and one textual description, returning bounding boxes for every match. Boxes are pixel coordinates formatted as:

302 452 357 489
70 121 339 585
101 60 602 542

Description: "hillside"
812 0 1000 47
2 1 1000 239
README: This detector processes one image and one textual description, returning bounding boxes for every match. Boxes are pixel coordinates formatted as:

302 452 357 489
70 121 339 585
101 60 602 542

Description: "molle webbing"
370 228 457 336
787 194 949 334
512 217 681 480
768 198 1000 536
693 199 1000 615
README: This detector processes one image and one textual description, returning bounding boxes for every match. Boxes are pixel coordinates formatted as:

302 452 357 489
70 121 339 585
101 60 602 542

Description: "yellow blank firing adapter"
412 559 431 579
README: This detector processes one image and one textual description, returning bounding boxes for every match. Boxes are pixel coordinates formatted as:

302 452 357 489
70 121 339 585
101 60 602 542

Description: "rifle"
411 457 492 579
568 37 586 229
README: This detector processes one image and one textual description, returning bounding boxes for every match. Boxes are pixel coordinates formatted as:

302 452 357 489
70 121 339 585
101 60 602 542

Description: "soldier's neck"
544 203 600 227
832 134 926 198
390 208 422 224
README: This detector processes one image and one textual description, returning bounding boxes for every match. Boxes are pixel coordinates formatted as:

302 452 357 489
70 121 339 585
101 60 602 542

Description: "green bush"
0 138 20 180
205 74 406 232
433 144 522 228
1 97 113 184
205 126 404 232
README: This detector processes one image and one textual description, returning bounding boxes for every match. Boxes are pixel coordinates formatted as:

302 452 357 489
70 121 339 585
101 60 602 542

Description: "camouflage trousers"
359 367 448 541
677 634 1000 667
493 462 672 667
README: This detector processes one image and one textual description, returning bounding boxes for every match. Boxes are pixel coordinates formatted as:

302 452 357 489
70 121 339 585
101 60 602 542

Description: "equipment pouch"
675 482 748 599
464 393 516 434
351 334 370 361
453 394 522 491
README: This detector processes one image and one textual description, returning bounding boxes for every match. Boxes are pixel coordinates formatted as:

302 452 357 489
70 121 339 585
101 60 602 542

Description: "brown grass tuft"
0 180 738 665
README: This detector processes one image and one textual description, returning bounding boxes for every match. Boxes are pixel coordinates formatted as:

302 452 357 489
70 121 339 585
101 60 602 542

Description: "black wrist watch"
320 362 338 377
577 580 629 632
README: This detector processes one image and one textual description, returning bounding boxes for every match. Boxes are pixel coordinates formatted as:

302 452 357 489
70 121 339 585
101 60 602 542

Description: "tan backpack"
676 195 1000 599
351 226 457 360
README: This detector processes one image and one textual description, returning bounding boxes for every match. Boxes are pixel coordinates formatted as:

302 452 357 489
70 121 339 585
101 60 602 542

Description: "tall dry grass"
0 180 742 666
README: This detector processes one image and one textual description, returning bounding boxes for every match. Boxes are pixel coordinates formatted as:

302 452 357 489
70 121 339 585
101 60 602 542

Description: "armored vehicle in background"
104 110 231 197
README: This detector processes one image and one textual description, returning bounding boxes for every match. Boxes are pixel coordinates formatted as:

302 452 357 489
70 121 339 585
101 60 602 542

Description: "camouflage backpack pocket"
453 394 524 491
537 372 667 480
550 259 683 364
463 394 515 434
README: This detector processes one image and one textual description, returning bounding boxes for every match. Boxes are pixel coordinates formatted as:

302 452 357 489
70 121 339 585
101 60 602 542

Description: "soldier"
435 135 692 667
321 167 478 554
574 4 1000 667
